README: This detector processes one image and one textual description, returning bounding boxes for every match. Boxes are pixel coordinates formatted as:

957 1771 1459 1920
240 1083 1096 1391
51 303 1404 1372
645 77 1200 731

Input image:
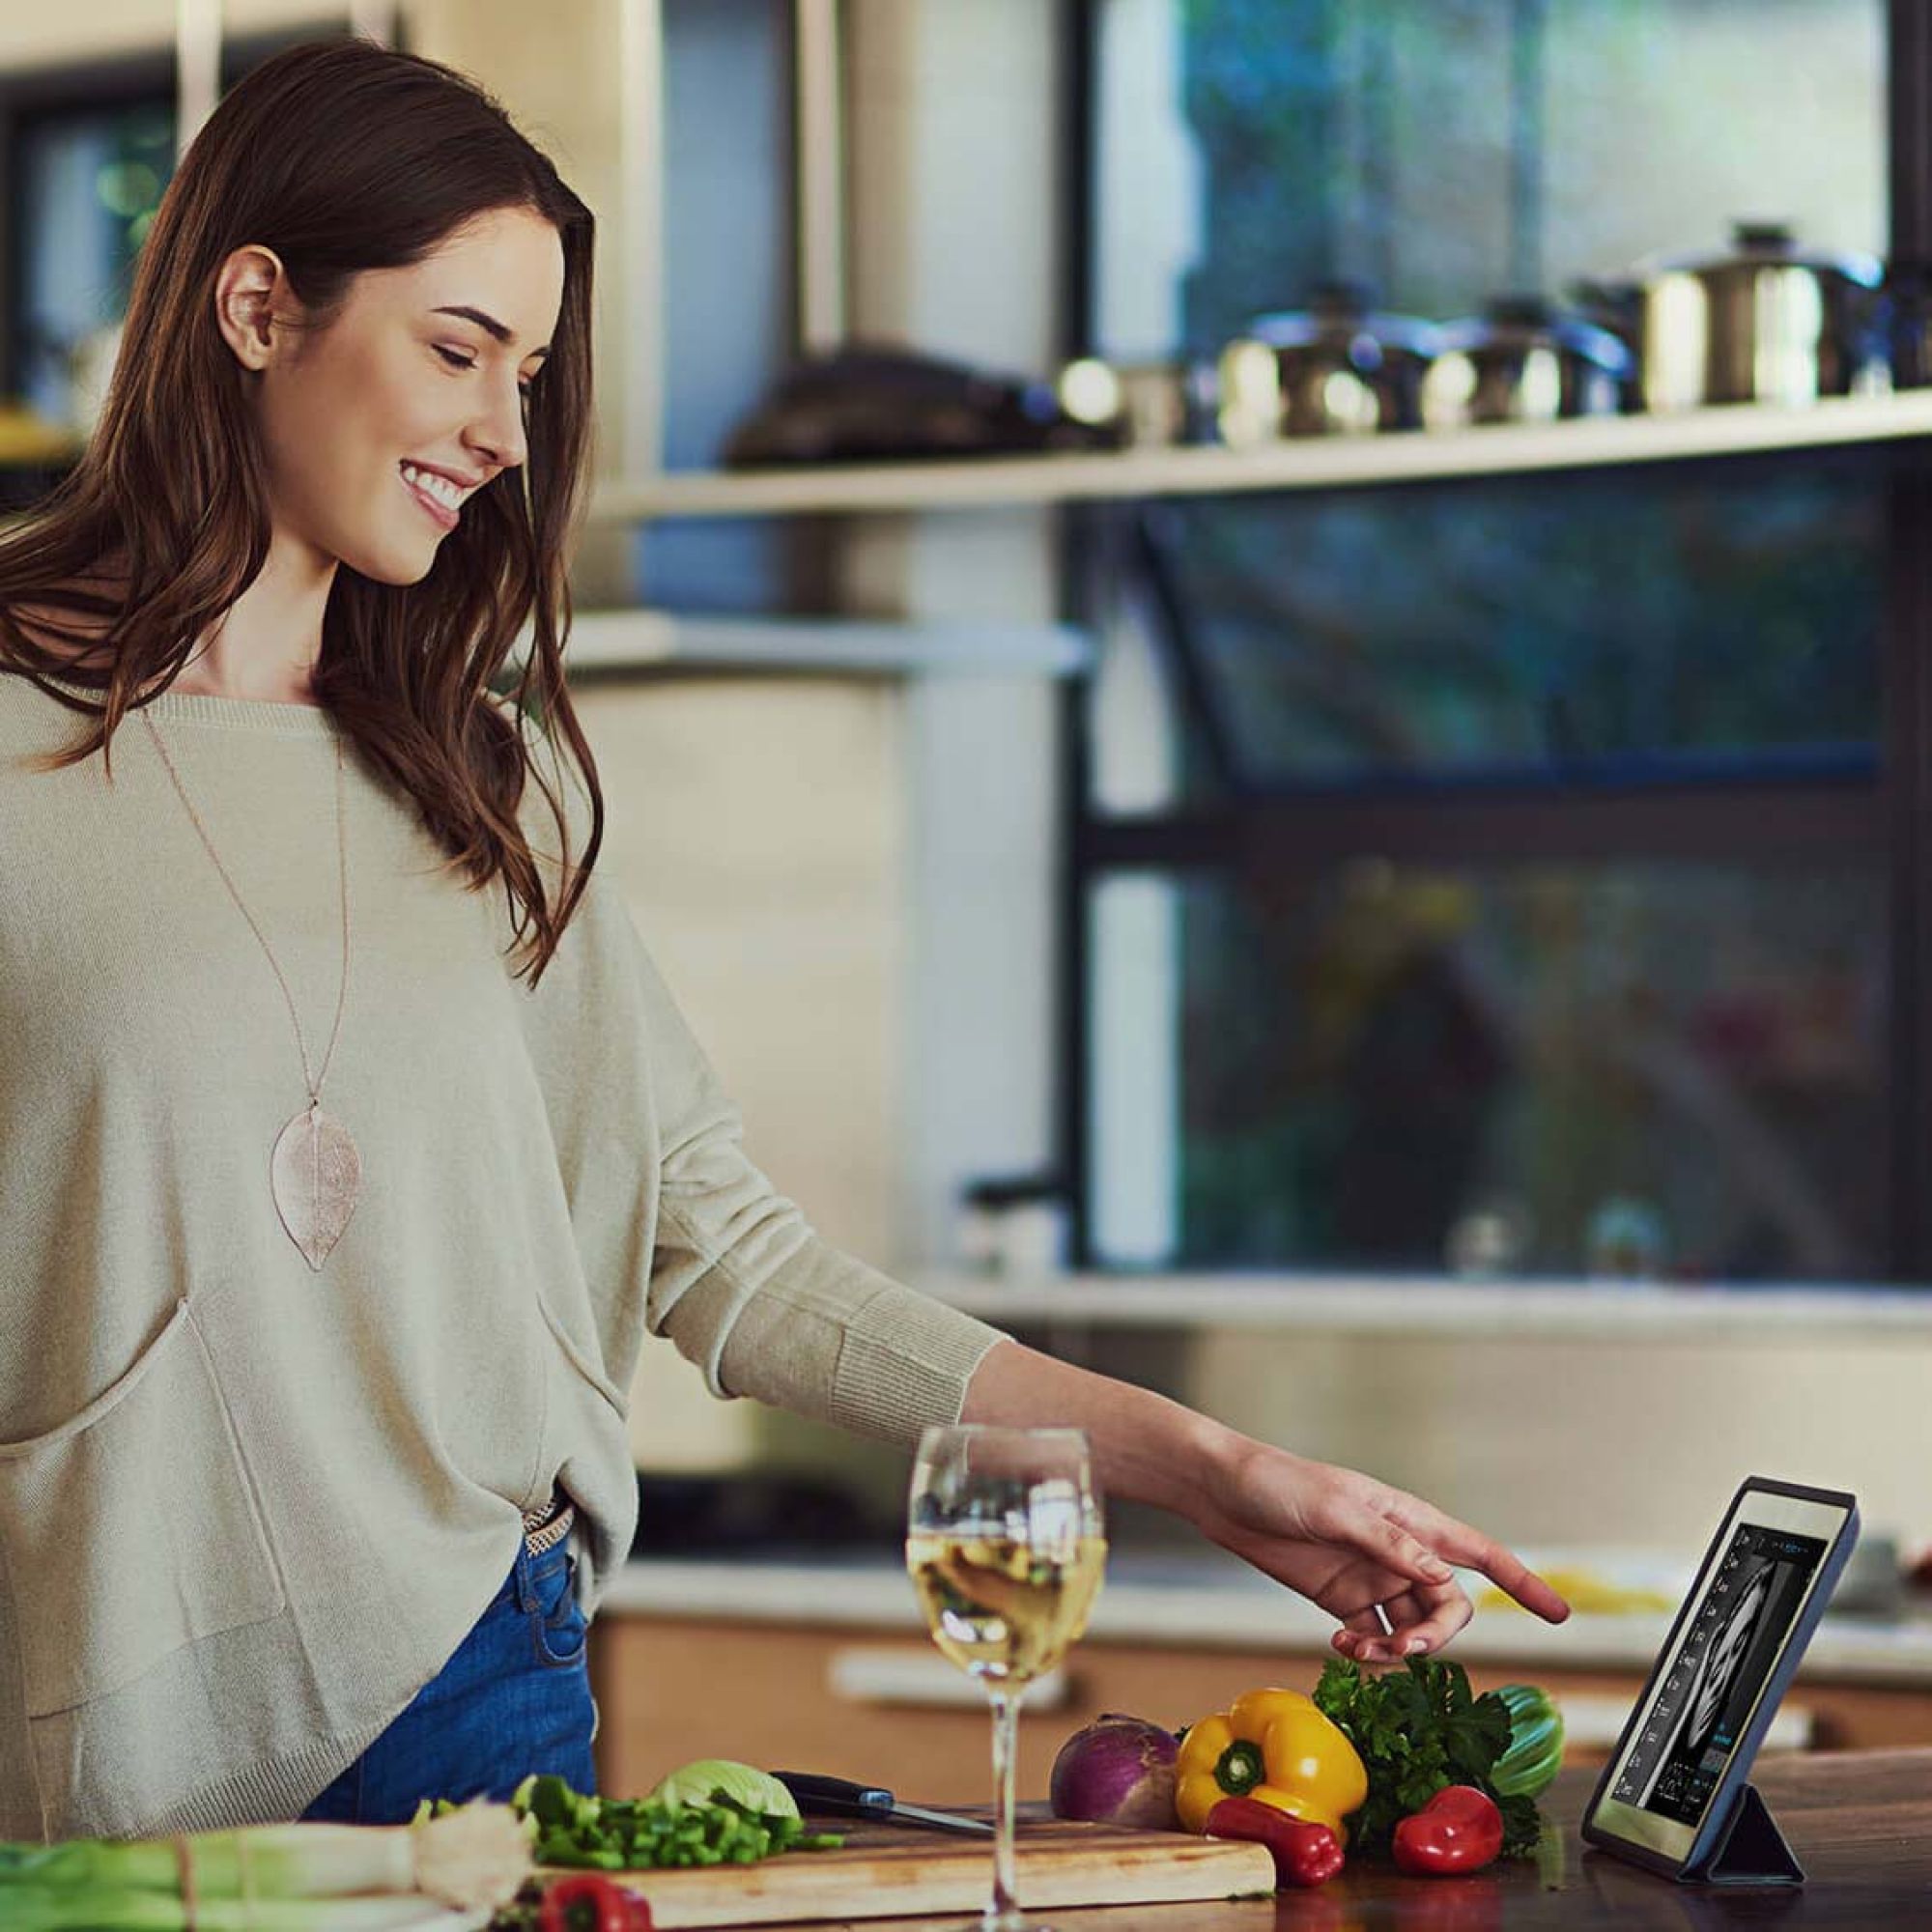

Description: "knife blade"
770 1770 995 1835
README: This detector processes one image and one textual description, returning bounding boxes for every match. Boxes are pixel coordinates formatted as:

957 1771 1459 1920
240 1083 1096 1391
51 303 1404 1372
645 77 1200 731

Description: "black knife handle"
770 1771 895 1819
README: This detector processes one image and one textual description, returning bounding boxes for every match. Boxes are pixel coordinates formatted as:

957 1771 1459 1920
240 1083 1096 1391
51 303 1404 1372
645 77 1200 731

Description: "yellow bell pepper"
1175 1688 1369 1841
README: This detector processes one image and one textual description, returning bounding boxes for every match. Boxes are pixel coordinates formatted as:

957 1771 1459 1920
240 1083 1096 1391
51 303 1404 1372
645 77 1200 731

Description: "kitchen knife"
771 1770 995 1835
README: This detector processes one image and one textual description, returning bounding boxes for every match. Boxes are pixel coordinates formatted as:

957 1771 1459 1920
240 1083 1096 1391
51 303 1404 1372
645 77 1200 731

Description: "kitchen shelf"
535 608 1091 676
907 1268 1932 1341
584 390 1932 524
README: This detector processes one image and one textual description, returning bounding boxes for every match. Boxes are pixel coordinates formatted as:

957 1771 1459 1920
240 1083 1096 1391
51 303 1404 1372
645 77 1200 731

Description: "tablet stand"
1679 1783 1804 1886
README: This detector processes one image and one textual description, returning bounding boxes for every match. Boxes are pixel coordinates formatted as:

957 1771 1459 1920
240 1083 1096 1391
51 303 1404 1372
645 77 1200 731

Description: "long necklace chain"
138 712 352 1109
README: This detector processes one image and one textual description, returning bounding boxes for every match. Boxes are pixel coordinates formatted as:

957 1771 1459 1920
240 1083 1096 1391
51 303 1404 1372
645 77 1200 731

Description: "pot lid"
1433 294 1633 373
1639 220 1883 288
1241 280 1441 360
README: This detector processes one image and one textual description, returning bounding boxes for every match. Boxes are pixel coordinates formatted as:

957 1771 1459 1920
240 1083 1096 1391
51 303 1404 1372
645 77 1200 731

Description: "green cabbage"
1490 1684 1564 1799
644 1759 801 1821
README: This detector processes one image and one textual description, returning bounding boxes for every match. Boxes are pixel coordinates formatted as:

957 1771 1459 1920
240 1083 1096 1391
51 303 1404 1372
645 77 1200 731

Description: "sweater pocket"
532 1290 627 1420
0 1299 286 1719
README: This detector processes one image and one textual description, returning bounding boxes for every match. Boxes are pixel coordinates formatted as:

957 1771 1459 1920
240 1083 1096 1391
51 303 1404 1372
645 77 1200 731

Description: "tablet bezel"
1580 1476 1859 1880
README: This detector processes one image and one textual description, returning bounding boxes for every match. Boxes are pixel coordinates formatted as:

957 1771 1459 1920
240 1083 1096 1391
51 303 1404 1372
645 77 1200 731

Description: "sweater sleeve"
509 786 1008 1447
626 895 1009 1444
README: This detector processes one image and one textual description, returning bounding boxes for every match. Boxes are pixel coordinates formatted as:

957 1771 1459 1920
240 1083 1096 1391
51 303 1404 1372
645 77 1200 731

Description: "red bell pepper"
1204 1794 1345 1888
537 1871 655 1932
1391 1785 1504 1877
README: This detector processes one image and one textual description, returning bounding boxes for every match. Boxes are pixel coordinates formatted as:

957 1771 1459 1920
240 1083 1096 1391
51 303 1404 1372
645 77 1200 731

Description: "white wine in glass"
907 1426 1106 1932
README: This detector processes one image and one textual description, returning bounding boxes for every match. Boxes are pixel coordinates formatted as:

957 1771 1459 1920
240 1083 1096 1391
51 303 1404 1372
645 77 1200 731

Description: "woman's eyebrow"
431 304 551 359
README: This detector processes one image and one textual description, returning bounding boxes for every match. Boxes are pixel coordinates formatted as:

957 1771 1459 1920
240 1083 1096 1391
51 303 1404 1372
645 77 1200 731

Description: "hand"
953 1337 1569 1659
1189 1436 1570 1662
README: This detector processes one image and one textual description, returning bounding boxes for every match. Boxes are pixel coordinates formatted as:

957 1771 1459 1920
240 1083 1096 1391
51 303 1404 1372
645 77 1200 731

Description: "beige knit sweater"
0 668 1006 1842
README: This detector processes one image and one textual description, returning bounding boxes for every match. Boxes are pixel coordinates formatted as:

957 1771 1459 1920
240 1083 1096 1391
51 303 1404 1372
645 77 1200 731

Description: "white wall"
567 677 907 1472
1186 1324 1931 1556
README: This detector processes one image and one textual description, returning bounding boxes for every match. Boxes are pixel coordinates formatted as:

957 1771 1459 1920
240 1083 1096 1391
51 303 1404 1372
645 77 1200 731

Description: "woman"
0 39 1566 1843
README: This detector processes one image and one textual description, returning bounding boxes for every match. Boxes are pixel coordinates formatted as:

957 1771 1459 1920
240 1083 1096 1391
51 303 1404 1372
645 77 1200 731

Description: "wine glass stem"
987 1685 1022 1924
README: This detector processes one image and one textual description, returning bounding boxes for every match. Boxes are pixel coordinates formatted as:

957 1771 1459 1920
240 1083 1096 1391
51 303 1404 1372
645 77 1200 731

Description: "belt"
523 1492 576 1557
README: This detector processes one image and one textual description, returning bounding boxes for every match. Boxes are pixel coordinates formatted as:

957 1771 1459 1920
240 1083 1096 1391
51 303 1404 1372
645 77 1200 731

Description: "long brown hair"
0 36 603 987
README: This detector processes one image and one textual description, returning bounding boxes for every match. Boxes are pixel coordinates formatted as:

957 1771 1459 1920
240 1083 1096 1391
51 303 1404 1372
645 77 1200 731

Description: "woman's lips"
401 467 459 531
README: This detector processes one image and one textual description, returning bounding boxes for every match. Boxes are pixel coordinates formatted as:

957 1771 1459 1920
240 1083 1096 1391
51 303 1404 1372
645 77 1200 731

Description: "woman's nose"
467 380 528 474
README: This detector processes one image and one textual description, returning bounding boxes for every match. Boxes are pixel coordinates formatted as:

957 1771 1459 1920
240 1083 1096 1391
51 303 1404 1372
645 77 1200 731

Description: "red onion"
1048 1712 1180 1828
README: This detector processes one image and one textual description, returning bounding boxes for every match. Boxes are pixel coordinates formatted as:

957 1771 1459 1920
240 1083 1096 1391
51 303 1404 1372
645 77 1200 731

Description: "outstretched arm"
959 1336 1569 1662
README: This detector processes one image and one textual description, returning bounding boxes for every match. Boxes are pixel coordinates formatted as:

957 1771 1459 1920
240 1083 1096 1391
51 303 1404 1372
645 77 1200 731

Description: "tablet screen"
1586 1483 1854 1862
1608 1521 1827 1824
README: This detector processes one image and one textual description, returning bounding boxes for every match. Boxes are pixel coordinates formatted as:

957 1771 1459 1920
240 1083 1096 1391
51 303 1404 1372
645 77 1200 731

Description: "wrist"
1121 1393 1250 1529
957 1337 1259 1530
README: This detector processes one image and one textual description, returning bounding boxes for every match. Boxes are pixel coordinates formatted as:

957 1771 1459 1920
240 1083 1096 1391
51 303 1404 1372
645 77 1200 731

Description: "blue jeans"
298 1532 598 1824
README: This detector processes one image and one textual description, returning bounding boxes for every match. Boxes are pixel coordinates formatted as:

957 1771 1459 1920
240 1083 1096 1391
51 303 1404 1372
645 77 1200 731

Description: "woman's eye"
437 343 535 400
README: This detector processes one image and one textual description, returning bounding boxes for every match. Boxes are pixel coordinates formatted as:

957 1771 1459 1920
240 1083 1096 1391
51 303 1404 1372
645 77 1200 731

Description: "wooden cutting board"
540 1808 1276 1928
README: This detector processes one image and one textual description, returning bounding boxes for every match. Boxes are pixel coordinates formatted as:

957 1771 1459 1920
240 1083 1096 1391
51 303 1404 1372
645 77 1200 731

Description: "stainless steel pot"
1635 221 1886 411
1420 296 1631 428
1217 283 1439 442
1567 278 1646 412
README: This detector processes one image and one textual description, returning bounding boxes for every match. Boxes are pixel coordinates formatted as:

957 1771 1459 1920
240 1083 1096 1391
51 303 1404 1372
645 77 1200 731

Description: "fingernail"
1425 1556 1454 1579
1406 1637 1427 1655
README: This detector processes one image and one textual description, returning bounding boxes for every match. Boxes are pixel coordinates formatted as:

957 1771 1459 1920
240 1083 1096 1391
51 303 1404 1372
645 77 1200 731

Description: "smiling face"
216 205 565 583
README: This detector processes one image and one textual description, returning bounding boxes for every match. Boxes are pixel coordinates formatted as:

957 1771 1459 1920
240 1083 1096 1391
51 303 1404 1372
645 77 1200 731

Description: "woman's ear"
213 243 293 374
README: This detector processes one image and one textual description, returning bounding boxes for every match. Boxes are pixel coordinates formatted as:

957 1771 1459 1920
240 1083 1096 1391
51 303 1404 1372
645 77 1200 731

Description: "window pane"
1089 860 1888 1282
1132 454 1883 796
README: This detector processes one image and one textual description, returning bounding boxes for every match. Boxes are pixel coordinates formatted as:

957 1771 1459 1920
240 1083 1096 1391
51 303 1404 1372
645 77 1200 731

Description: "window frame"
1055 0 1932 1284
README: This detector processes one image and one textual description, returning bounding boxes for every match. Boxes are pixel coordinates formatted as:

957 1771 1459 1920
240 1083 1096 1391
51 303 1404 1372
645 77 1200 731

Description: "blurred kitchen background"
7 0 1932 1789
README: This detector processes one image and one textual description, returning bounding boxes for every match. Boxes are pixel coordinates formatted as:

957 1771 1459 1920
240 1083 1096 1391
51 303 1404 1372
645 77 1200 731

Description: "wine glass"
907 1425 1107 1932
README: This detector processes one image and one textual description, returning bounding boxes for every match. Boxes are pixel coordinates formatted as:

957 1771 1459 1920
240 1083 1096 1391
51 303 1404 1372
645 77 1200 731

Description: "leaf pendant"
270 1102 362 1271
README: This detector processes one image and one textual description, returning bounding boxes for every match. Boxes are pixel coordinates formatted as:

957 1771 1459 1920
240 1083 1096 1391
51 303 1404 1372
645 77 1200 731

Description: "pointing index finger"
1420 1518 1572 1624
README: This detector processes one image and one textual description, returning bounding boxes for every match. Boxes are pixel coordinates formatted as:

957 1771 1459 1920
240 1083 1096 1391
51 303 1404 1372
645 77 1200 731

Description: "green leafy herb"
1313 1657 1542 1859
488 1776 843 1873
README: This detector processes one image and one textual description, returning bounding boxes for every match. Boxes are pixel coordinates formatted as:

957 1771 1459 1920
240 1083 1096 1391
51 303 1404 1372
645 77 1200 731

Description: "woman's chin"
348 538 441 586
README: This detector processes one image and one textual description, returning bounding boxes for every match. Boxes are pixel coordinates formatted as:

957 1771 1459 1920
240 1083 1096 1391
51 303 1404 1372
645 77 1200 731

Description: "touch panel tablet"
1580 1477 1859 1882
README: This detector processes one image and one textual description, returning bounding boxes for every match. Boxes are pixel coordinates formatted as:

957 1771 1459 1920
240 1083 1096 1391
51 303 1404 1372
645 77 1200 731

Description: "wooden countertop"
810 1747 1932 1929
